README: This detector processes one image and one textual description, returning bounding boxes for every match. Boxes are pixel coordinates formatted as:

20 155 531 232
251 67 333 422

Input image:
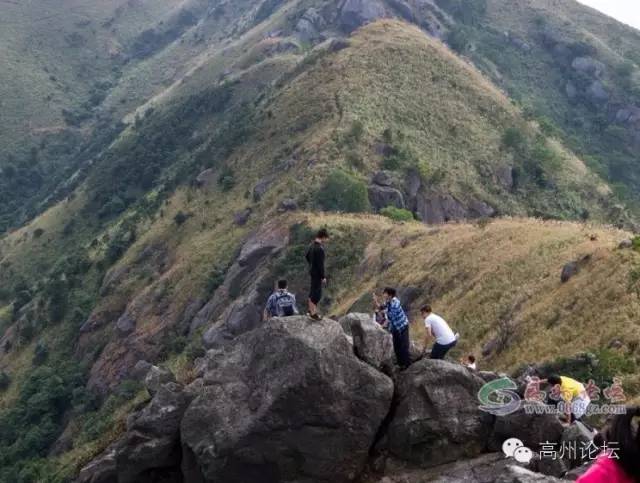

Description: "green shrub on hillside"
380 206 414 222
502 126 527 152
218 167 236 192
317 170 370 213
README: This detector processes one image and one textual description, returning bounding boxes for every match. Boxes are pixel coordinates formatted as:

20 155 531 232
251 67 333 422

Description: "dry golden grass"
301 212 637 372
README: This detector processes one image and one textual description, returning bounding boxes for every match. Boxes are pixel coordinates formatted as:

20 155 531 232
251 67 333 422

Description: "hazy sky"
577 0 640 30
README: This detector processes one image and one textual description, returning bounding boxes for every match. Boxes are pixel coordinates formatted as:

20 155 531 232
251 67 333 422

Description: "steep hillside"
2 0 640 480
448 0 640 205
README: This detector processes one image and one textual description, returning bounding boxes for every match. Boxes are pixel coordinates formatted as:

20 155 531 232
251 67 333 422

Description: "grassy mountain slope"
1 4 640 480
451 0 640 205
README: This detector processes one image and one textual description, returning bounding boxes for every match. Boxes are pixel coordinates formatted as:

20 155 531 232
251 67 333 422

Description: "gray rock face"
386 0 414 22
616 106 640 124
339 313 393 370
368 184 406 212
191 220 289 335
195 168 215 187
182 316 394 483
571 56 606 79
618 238 633 249
117 383 191 483
490 402 565 452
130 360 153 381
496 165 514 189
115 312 136 337
339 0 386 32
143 365 176 397
252 174 276 202
295 7 326 41
233 208 252 226
278 198 298 212
77 382 191 483
587 81 608 103
385 359 493 467
565 81 578 100
416 193 493 224
376 453 519 482
372 170 395 187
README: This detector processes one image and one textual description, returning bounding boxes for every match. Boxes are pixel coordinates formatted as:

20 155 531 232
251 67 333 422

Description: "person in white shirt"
421 305 457 359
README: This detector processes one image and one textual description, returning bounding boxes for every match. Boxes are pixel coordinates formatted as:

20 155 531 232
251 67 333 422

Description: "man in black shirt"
305 228 329 320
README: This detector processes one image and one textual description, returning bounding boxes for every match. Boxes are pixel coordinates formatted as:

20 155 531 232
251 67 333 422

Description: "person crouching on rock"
263 279 299 320
374 287 410 370
305 228 329 321
577 406 639 483
542 374 591 424
421 305 458 360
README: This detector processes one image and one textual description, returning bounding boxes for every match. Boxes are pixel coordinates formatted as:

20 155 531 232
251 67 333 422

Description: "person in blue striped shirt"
374 287 411 369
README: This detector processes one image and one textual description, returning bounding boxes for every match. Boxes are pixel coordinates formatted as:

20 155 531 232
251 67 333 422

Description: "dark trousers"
430 340 457 360
392 327 411 368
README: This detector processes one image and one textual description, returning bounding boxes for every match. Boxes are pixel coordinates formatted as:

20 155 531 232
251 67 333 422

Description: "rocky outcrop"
78 313 582 483
182 316 394 482
385 359 494 467
116 382 190 483
339 0 386 32
190 220 289 340
368 184 406 211
143 365 176 396
78 380 191 483
416 193 494 224
339 313 393 370
490 402 564 451
571 56 605 78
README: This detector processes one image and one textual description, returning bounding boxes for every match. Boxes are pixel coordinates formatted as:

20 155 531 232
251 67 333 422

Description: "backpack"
275 292 296 317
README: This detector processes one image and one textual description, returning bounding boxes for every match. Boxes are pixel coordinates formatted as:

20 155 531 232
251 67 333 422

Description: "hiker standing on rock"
306 228 329 321
421 305 458 360
263 279 299 320
374 288 411 369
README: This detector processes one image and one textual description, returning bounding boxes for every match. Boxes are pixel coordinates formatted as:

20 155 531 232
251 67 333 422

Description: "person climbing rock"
577 406 639 483
305 228 329 320
374 287 410 369
542 374 591 423
461 354 477 370
421 305 457 360
263 279 299 320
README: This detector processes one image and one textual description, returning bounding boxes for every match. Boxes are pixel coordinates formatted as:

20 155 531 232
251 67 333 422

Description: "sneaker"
309 313 322 321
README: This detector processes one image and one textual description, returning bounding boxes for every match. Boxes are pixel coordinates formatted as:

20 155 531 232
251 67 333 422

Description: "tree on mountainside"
317 170 370 213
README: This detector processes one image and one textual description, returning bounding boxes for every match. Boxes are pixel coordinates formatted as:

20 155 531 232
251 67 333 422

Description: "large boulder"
77 382 191 483
415 193 492 224
490 402 565 452
182 316 394 483
143 365 176 397
385 359 494 467
571 56 605 79
340 0 386 32
375 453 520 482
368 184 405 212
339 313 394 370
76 448 117 483
116 382 191 483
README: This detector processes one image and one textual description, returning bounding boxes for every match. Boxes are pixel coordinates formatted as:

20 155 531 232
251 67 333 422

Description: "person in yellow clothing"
543 374 591 423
